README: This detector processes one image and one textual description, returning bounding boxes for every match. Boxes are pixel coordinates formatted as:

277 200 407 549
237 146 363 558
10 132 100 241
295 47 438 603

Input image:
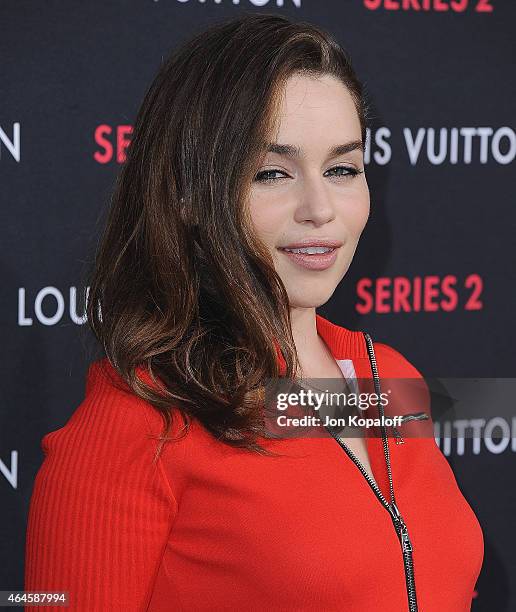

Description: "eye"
254 169 288 184
325 165 363 179
253 165 364 184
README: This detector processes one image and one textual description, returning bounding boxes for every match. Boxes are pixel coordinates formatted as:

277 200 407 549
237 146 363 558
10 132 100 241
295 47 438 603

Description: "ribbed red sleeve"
24 366 178 611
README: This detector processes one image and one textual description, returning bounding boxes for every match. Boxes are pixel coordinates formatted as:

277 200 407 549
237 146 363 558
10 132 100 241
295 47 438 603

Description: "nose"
293 175 336 227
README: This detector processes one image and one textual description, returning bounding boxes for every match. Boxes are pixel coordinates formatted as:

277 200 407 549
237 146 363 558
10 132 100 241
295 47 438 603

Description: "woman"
24 13 484 612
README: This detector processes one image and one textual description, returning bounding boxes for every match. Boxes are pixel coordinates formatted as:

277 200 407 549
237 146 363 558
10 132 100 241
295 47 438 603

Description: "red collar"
315 314 368 359
275 314 367 375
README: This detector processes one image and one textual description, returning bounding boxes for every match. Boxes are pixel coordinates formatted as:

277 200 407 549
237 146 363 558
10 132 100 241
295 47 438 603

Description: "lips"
278 239 343 250
277 239 342 271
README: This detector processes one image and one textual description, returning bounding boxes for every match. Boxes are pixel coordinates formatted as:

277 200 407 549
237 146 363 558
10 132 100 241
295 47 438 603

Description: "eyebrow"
265 140 364 158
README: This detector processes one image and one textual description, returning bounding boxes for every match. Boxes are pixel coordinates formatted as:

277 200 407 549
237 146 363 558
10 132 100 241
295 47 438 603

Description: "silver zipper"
325 331 419 612
400 412 429 424
392 407 430 443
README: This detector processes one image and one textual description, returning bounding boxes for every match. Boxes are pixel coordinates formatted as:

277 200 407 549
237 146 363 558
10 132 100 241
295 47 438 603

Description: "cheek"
247 194 286 246
339 191 370 237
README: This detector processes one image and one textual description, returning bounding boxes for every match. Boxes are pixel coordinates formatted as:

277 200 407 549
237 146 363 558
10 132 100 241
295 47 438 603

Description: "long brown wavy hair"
84 12 370 460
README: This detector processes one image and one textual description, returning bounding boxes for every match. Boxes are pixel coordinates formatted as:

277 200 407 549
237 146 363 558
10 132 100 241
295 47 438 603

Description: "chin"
285 285 338 309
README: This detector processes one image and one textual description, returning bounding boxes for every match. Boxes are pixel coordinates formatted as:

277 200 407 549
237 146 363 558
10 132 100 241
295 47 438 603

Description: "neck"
289 307 331 377
289 307 319 355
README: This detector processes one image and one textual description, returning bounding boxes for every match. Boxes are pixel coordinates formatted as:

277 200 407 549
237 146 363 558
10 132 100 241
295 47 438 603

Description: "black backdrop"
1 1 515 610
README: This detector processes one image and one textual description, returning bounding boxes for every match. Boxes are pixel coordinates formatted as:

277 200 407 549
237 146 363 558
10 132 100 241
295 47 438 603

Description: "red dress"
24 314 484 611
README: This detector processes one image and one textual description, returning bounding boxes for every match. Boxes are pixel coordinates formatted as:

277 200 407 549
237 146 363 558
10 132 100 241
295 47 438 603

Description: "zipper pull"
388 500 401 523
392 426 404 444
400 525 413 553
389 502 414 553
393 412 430 444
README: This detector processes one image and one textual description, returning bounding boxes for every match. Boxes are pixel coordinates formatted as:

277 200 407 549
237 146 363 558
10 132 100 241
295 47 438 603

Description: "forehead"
272 73 361 145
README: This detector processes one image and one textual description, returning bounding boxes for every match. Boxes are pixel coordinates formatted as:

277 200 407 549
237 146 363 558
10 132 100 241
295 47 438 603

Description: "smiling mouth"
280 246 335 255
277 245 340 270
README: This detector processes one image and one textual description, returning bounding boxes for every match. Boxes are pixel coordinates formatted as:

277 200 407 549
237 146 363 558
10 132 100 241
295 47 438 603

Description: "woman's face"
247 73 370 309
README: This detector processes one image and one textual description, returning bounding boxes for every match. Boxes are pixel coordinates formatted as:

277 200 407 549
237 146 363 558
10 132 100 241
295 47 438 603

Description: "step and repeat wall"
2 1 514 610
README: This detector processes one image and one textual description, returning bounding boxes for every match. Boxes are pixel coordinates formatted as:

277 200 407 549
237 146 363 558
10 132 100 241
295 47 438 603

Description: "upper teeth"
283 246 333 254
